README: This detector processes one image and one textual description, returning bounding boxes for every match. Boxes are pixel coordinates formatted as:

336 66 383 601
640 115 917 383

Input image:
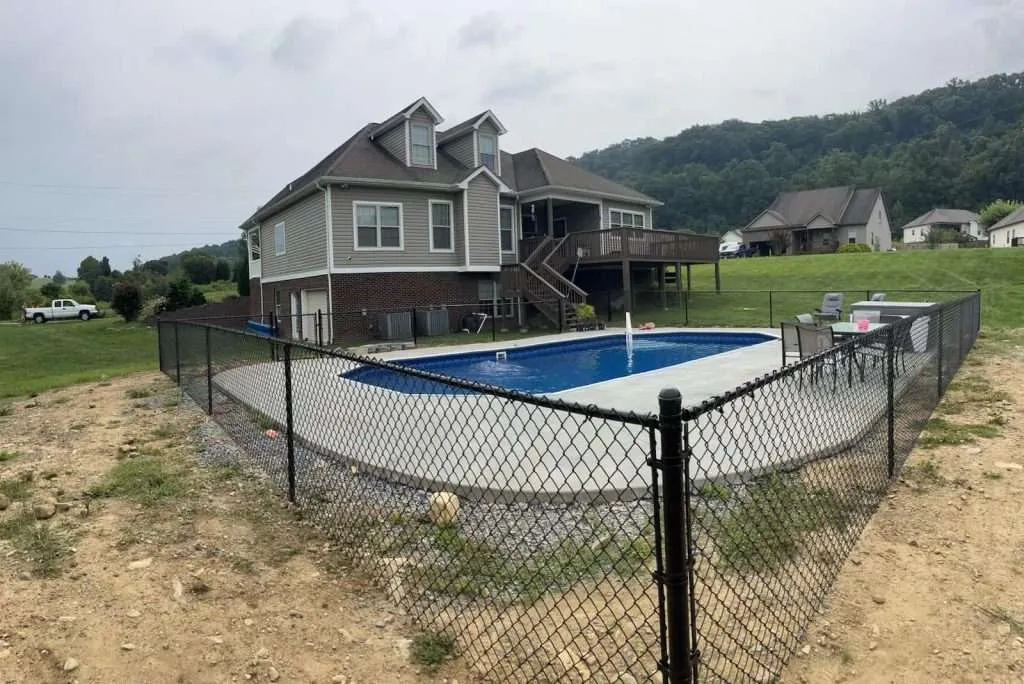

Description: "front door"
553 217 568 238
302 290 330 344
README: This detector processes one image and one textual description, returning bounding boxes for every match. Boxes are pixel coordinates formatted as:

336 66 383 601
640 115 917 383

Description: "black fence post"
492 310 497 341
886 326 896 478
204 326 213 415
658 387 693 684
412 307 418 345
683 289 690 327
283 343 297 504
936 306 944 397
558 300 565 334
768 290 774 328
173 322 181 386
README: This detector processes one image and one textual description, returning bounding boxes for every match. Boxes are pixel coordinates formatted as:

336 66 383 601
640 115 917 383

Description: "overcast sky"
2 0 1022 276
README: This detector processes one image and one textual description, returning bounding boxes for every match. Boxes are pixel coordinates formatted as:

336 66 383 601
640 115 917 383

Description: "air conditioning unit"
376 311 413 340
415 308 450 336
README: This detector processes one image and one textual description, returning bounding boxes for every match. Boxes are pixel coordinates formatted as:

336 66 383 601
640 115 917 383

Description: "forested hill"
573 72 1024 233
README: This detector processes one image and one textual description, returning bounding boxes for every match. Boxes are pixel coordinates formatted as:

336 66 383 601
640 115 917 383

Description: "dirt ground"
0 372 471 684
780 332 1024 684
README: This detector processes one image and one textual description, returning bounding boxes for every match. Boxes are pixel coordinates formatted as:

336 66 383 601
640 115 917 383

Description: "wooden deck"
522 228 720 267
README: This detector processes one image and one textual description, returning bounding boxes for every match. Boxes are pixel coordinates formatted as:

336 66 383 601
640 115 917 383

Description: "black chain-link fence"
156 291 981 683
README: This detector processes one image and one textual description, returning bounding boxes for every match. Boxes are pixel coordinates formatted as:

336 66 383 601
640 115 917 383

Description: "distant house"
901 209 982 243
719 228 743 244
988 206 1024 248
742 186 892 255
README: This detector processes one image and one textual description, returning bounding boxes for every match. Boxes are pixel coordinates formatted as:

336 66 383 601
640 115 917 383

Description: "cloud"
483 65 576 105
159 30 256 72
271 17 335 72
456 12 509 50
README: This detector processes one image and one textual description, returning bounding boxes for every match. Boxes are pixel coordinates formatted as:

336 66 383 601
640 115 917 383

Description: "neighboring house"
988 206 1024 248
901 209 983 243
720 229 743 244
240 97 719 342
742 186 892 255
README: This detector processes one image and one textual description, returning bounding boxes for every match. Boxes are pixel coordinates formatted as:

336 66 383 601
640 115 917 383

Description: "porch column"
685 264 692 291
714 261 721 293
658 264 666 309
547 198 555 237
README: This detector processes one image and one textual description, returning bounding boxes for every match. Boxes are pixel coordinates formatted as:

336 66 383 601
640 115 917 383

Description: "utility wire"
0 226 239 237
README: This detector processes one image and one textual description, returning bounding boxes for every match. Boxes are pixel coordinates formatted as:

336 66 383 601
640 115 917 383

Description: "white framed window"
248 228 261 261
500 206 515 252
354 202 403 250
478 133 497 172
273 222 286 256
410 123 433 167
609 209 646 229
429 200 454 252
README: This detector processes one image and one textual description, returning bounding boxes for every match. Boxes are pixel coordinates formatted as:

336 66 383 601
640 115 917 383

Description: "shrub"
111 281 143 322
39 281 62 300
165 279 206 312
575 303 596 321
836 243 871 254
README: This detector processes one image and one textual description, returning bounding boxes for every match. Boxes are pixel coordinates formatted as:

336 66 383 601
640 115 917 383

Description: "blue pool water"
346 331 773 395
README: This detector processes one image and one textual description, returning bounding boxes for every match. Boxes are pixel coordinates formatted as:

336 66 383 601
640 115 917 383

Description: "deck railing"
532 228 719 266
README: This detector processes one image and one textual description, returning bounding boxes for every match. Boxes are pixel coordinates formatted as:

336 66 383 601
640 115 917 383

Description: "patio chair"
795 313 815 325
796 323 842 390
870 292 887 302
812 292 844 324
881 314 911 376
780 321 802 367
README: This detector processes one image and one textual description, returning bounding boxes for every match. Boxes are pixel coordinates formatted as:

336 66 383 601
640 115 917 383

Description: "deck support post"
622 259 632 313
675 261 683 308
547 198 555 238
658 264 667 309
713 261 721 293
685 264 692 292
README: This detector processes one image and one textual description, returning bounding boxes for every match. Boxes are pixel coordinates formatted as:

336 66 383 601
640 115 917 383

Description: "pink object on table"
856 318 870 332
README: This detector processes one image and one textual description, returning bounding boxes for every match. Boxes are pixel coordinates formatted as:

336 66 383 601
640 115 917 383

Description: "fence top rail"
681 288 980 295
679 292 979 420
173 320 660 428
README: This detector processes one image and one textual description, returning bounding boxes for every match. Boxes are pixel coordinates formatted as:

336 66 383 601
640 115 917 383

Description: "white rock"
121 643 136 651
126 609 142 618
428 492 460 526
267 666 280 682
63 657 79 672
331 676 348 684
128 557 153 570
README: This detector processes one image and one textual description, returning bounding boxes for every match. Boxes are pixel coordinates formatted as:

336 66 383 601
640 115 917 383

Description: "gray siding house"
240 97 719 342
743 186 893 255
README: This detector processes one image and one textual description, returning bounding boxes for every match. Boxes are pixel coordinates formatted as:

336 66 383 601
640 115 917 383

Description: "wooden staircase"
503 236 588 329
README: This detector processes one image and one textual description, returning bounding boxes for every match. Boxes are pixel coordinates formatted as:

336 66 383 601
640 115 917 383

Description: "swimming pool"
346 331 774 395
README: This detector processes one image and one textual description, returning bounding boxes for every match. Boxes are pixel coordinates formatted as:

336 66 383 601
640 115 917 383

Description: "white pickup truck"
23 299 103 323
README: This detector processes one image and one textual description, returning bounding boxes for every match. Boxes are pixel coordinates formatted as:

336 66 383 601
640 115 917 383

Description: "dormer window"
410 123 433 166
478 133 497 172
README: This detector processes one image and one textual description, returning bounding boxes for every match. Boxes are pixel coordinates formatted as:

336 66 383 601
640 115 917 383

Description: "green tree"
214 258 231 282
68 280 94 302
91 275 114 302
0 261 34 320
77 256 104 290
165 279 207 311
141 259 169 276
51 270 67 285
235 257 250 296
111 282 143 322
40 281 62 300
979 199 1022 228
180 253 217 285
100 256 112 277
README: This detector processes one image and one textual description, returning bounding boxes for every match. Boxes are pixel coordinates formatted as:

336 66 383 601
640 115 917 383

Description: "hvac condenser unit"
376 311 413 340
415 308 451 336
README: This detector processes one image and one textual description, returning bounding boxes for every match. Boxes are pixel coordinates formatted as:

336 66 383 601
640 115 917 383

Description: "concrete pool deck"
209 327 934 502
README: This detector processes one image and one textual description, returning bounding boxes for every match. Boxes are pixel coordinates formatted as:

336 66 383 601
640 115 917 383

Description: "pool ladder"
495 351 508 361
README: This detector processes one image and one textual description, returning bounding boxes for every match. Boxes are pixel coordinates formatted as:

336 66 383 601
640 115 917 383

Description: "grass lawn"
199 280 241 302
0 317 157 399
648 248 1024 329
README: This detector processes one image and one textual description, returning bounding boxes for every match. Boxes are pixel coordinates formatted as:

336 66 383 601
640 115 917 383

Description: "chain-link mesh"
683 293 981 683
157 292 981 683
161 320 665 682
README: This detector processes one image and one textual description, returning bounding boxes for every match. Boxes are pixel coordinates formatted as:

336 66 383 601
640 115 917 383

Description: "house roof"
902 208 980 230
748 186 882 229
990 205 1024 231
242 120 658 227
436 110 508 144
511 148 659 204
370 97 444 138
